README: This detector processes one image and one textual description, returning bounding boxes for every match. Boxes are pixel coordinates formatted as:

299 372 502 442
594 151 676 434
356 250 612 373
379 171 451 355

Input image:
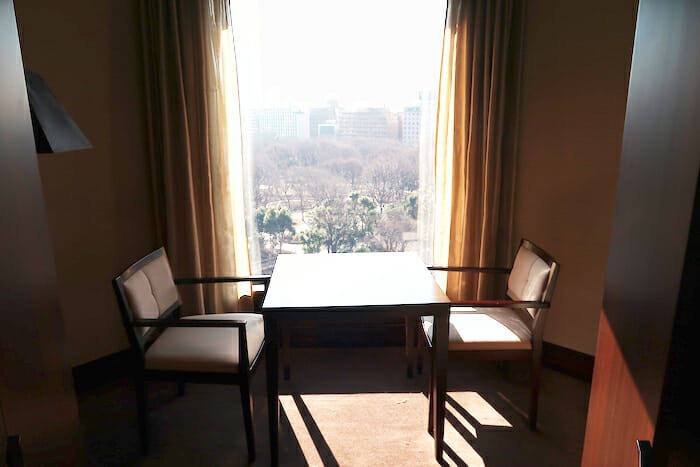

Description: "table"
261 252 451 465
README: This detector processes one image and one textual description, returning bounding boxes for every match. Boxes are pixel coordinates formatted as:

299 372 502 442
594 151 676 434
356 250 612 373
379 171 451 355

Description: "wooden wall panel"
582 0 700 465
582 313 655 466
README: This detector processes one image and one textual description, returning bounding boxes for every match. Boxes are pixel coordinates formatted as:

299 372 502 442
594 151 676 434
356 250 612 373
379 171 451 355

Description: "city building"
309 105 338 138
318 122 337 138
401 106 421 146
337 107 400 139
248 107 308 139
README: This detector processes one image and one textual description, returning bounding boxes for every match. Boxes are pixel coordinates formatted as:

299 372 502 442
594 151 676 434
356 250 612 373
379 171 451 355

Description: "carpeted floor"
78 347 590 466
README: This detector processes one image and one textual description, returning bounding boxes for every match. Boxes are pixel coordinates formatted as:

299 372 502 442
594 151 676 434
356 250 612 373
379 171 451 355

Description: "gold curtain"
434 0 524 300
140 0 251 314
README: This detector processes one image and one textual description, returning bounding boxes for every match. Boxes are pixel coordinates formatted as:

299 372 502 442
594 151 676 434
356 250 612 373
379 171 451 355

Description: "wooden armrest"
175 275 271 285
132 318 248 328
428 266 511 274
451 299 549 309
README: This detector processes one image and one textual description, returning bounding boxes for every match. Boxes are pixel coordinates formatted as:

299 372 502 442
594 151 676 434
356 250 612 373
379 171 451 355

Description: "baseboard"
70 327 594 394
291 324 594 380
542 341 594 381
290 323 595 380
72 349 132 395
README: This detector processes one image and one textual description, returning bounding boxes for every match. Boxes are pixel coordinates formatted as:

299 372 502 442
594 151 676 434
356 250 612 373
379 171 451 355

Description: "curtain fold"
140 0 251 314
433 0 524 300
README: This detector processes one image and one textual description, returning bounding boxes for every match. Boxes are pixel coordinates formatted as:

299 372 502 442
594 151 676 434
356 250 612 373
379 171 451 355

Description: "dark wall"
14 0 157 366
653 177 700 464
0 0 82 463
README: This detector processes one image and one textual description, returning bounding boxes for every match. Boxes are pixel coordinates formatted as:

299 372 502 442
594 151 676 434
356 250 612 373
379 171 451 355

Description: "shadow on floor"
78 347 590 466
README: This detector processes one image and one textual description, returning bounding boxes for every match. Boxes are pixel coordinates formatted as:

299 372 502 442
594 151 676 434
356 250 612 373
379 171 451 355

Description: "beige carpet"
79 347 589 466
280 391 511 466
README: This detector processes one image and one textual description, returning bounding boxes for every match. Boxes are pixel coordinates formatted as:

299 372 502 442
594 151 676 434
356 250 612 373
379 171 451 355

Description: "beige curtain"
433 0 524 300
140 0 251 314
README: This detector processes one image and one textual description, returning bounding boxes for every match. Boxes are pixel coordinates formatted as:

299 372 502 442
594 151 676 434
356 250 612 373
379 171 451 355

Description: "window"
231 0 446 273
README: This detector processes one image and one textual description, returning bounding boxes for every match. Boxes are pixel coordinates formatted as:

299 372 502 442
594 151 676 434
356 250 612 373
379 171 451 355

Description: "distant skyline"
230 0 446 112
245 95 435 113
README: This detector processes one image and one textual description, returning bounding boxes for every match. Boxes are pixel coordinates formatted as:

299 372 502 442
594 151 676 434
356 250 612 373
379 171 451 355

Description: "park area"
251 136 422 273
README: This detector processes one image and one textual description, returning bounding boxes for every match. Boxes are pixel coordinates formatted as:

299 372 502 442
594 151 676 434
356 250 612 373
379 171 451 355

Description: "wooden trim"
288 320 594 383
542 341 594 381
428 266 511 273
133 318 249 328
175 275 270 285
71 328 592 396
450 299 549 308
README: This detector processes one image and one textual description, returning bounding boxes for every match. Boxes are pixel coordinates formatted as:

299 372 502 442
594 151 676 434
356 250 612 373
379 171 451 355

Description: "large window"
231 0 446 273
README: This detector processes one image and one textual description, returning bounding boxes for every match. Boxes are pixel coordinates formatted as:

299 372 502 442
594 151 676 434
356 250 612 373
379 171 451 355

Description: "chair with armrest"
112 247 270 461
420 238 559 431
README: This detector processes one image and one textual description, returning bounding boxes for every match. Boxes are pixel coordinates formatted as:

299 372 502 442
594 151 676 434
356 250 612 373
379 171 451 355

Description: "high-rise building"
248 108 308 139
309 105 338 138
318 122 337 138
337 108 400 139
402 106 421 146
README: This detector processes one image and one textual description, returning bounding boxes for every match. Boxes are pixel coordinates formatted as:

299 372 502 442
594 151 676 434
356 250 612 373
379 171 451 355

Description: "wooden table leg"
265 317 280 466
432 311 449 462
405 314 417 378
282 324 291 380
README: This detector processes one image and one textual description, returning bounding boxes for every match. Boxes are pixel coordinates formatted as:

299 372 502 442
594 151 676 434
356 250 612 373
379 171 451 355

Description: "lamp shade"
24 69 91 153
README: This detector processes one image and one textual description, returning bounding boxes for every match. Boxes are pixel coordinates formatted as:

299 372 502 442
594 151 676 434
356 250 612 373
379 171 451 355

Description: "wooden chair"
112 248 270 461
419 239 559 431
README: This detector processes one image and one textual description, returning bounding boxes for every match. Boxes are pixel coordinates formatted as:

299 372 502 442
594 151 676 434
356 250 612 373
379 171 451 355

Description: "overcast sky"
231 0 446 111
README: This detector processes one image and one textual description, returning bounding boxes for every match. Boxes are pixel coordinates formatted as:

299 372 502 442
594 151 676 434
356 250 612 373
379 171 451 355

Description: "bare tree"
287 166 319 221
364 155 400 212
277 172 296 211
373 209 416 252
323 158 364 187
306 169 350 205
253 152 277 207
364 151 419 212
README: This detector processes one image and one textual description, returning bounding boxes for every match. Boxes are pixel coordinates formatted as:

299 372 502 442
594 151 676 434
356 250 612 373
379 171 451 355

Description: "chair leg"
529 355 542 431
282 326 291 381
240 381 256 462
134 375 149 454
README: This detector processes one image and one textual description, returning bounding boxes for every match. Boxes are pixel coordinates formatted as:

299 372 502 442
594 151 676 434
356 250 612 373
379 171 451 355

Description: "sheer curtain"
140 0 251 314
433 0 524 299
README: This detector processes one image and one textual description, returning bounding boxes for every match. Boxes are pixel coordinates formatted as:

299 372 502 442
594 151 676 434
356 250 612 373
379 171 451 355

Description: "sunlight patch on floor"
449 391 513 428
280 395 324 466
279 392 516 466
446 397 478 438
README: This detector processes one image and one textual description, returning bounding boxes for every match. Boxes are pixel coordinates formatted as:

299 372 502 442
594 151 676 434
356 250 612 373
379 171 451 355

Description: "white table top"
262 252 450 312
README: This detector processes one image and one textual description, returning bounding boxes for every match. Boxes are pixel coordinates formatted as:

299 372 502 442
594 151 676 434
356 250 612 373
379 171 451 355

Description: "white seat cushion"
123 252 180 335
423 307 532 351
145 313 265 374
507 246 551 318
